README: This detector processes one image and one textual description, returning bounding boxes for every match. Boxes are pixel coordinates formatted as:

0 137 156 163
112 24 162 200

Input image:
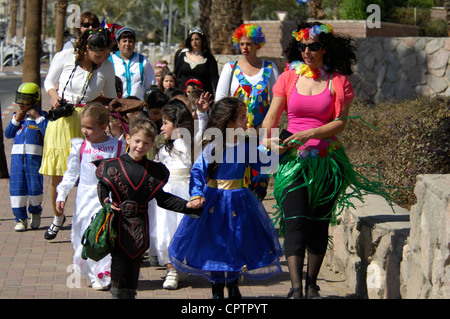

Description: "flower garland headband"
232 23 266 49
292 23 334 41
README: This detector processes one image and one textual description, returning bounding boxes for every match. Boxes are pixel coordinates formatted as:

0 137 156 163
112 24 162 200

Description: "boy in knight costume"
95 118 201 299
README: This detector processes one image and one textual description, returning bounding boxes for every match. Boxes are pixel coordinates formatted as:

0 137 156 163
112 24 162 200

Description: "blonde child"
95 118 201 298
55 103 126 290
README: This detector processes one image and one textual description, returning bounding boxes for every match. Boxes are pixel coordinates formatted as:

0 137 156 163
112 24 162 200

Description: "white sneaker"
14 219 27 232
163 269 179 290
91 279 109 291
30 214 41 229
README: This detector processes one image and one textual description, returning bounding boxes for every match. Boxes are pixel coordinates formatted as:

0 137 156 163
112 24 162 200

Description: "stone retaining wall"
325 174 450 299
351 37 450 103
400 175 450 299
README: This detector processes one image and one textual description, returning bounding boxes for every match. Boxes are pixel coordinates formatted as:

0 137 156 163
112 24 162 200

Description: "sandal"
287 287 303 299
44 216 66 240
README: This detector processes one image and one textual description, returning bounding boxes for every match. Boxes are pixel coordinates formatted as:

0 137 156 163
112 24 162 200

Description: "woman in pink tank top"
262 21 393 299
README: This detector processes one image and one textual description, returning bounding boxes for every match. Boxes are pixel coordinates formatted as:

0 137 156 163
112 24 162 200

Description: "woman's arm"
215 62 233 101
261 96 286 137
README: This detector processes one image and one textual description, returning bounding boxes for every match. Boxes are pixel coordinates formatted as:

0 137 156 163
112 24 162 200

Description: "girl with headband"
215 23 280 201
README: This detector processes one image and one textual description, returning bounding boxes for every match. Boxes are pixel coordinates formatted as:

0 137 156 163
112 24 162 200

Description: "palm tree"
209 0 243 54
445 0 450 36
55 0 68 52
199 0 212 39
22 0 42 87
308 0 325 19
9 0 18 38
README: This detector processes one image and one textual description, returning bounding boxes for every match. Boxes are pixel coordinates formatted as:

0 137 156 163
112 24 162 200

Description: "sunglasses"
299 42 321 52
81 22 100 29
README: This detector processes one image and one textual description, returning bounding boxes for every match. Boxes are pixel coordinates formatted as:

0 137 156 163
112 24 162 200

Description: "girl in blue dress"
169 97 282 299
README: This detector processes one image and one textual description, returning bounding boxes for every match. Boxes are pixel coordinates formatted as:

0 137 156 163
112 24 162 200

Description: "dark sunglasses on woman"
81 22 100 29
299 42 321 52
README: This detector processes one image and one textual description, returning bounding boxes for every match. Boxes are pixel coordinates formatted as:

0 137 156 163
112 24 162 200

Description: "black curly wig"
285 21 357 75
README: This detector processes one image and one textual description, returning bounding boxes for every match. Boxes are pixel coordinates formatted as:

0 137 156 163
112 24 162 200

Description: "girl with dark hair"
262 21 390 299
174 27 219 96
149 100 195 290
169 97 282 299
41 27 117 241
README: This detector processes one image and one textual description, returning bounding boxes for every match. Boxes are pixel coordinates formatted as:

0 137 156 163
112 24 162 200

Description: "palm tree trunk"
209 0 243 54
9 0 18 38
42 0 47 40
22 0 42 99
21 0 27 38
308 0 325 20
199 0 211 40
55 0 68 52
445 1 450 36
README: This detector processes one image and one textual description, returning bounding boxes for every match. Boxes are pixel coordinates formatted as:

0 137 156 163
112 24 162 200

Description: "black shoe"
287 287 303 299
305 284 321 299
44 216 66 240
226 279 242 300
211 283 225 299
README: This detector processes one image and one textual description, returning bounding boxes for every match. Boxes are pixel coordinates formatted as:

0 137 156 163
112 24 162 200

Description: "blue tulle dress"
169 140 282 284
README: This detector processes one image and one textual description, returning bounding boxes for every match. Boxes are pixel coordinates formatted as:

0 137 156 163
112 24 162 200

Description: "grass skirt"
272 140 393 237
39 107 84 176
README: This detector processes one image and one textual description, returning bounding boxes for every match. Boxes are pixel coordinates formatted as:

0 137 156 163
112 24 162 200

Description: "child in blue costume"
169 97 282 299
5 83 48 231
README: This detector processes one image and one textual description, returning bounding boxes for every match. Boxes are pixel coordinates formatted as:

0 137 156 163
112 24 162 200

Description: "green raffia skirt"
271 139 393 237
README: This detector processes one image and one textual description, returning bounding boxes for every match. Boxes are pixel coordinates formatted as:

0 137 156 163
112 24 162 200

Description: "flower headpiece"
232 23 266 49
292 23 334 41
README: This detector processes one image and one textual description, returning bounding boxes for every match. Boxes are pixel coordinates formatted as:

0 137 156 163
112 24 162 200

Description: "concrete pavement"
0 65 355 300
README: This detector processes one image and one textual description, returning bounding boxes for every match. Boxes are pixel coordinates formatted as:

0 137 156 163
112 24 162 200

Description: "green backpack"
81 203 116 262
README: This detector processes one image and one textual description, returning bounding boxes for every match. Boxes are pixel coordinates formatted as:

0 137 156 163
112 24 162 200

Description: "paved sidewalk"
0 92 355 301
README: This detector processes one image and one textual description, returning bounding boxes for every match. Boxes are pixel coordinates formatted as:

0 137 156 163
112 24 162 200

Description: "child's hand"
14 109 26 121
195 92 213 113
56 201 65 214
260 136 288 154
104 197 120 211
187 197 205 209
27 107 41 120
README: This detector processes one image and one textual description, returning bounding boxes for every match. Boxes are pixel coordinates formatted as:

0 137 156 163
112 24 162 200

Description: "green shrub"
339 96 450 209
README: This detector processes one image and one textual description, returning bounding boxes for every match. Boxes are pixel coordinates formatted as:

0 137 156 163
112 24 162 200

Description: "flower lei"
288 60 325 80
292 23 334 41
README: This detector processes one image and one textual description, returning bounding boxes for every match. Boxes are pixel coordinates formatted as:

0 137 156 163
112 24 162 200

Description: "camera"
48 99 75 121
